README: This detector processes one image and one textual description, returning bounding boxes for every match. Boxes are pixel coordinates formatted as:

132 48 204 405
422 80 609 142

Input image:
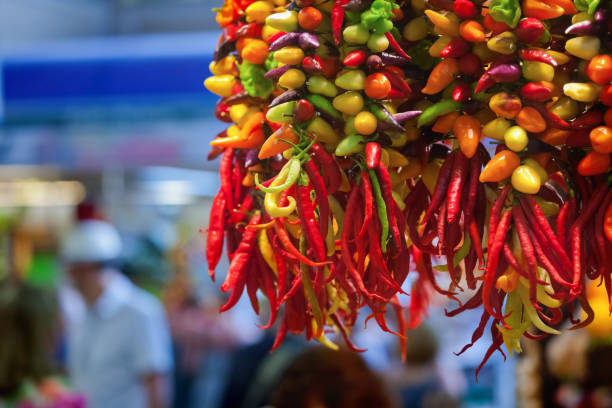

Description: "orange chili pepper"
522 0 564 20
577 151 611 176
432 111 460 133
241 39 269 64
537 128 570 145
459 20 486 42
479 150 521 182
482 9 509 34
489 92 522 119
421 58 459 95
590 126 612 154
211 112 265 148
453 115 481 158
259 125 298 159
548 0 577 14
516 106 547 133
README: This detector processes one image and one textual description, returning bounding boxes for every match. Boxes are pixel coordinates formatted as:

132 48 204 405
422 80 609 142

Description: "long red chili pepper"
446 150 469 224
206 190 226 281
270 316 288 351
220 148 234 214
482 210 512 322
521 196 573 274
464 155 481 224
488 185 512 246
570 184 608 295
376 163 402 250
342 186 386 301
330 313 367 352
519 49 557 66
310 143 342 194
423 151 456 225
384 32 410 60
512 206 541 310
367 216 405 294
246 262 260 314
304 159 330 242
297 179 326 262
358 172 374 239
468 219 484 267
455 311 489 356
445 286 483 317
595 192 612 280
274 219 329 267
437 204 447 256
331 0 349 45
220 211 261 292
256 250 278 329
556 197 572 250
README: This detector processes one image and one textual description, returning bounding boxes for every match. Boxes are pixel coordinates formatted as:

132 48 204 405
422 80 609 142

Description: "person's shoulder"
125 286 166 318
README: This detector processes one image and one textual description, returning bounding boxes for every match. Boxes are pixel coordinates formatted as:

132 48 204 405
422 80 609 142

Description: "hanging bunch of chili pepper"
203 0 612 377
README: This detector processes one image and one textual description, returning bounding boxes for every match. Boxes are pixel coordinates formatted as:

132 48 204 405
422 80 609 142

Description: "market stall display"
204 0 612 375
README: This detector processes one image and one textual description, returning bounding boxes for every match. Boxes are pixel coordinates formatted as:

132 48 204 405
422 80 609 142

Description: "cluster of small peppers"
204 0 612 377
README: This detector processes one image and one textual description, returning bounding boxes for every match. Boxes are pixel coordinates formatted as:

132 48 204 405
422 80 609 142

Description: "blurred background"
4 1 604 407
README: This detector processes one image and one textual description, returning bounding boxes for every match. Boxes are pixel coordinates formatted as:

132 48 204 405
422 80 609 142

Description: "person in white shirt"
61 220 173 408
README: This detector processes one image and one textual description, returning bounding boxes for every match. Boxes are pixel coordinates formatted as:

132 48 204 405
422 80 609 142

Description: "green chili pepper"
306 94 343 120
255 157 301 193
369 169 389 253
574 0 600 15
417 99 462 127
237 61 274 98
335 134 365 155
361 0 397 34
299 236 324 326
489 0 521 28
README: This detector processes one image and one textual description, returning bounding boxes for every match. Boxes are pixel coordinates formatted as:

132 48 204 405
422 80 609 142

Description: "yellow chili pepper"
424 10 459 36
258 230 277 275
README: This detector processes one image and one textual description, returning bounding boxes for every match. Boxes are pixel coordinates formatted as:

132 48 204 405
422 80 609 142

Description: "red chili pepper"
571 109 603 129
220 211 261 292
445 286 483 317
452 81 472 102
519 49 558 67
557 197 573 251
343 49 367 66
330 313 367 352
266 31 287 44
310 143 342 194
367 217 405 294
521 196 574 277
474 72 496 94
440 37 470 58
502 244 530 280
377 163 403 250
521 82 554 101
453 0 478 17
206 190 227 281
270 316 288 351
468 219 484 269
406 182 437 253
236 22 263 38
446 150 469 224
437 204 447 256
256 250 278 329
482 210 511 322
224 22 240 42
220 148 235 214
219 271 247 313
526 101 571 129
423 151 456 226
295 99 315 123
512 206 542 309
304 159 330 244
455 311 489 356
246 262 260 314
302 56 323 75
342 186 386 300
384 32 411 60
475 324 505 381
365 142 381 169
297 179 326 262
380 68 412 96
274 219 328 267
488 185 511 246
332 0 350 45
358 172 374 239
570 185 609 295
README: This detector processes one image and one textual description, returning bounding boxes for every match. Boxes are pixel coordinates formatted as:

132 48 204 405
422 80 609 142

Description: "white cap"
61 220 122 263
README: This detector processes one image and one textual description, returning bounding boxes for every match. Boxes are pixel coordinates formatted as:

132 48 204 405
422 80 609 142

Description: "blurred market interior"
2 1 610 407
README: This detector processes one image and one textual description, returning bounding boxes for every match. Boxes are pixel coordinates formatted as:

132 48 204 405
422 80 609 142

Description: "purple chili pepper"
366 54 383 72
298 33 320 50
565 20 598 35
245 149 260 168
488 63 521 82
264 64 292 79
269 32 301 52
